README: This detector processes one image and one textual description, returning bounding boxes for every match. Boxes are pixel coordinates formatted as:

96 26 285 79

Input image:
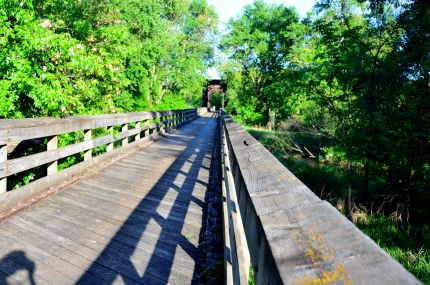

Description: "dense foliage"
220 0 429 220
0 0 217 118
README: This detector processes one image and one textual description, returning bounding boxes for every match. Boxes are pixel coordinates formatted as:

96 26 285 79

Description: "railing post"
121 124 128 146
47 136 58 175
173 113 178 128
107 126 114 152
256 238 267 284
135 122 141 141
160 115 165 135
0 145 7 194
84 129 92 161
143 120 149 138
166 114 170 132
222 126 251 284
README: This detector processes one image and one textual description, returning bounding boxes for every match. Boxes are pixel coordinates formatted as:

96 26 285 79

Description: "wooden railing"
0 108 206 211
220 112 421 285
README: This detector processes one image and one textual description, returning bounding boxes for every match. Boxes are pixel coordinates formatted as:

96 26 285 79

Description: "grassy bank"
247 128 430 284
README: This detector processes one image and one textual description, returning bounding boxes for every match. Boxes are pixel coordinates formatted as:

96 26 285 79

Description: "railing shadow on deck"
76 113 218 285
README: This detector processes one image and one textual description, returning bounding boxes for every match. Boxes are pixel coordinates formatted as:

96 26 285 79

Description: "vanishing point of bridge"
0 109 422 285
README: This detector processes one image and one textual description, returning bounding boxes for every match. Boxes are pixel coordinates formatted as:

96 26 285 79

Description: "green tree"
0 0 218 118
220 1 299 127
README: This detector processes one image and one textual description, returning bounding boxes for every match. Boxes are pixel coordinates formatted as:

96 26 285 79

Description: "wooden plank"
66 182 203 228
47 136 58 175
134 122 141 141
84 129 92 161
24 210 194 284
0 145 6 194
0 220 97 284
222 128 250 285
121 124 128 146
30 200 198 264
61 186 204 228
0 109 196 144
222 140 235 285
107 126 114 152
42 196 200 282
0 120 177 178
7 215 151 285
0 223 76 284
35 199 199 259
71 181 205 215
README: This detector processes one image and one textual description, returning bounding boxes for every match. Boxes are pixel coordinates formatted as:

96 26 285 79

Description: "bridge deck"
0 113 218 285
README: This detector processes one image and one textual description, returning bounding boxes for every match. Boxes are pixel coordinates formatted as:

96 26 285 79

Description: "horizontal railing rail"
220 112 421 285
0 108 206 207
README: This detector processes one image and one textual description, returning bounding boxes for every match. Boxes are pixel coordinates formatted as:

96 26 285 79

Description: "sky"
207 0 316 24
206 0 316 79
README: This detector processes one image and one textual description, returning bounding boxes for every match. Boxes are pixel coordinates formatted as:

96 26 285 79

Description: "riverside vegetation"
248 128 430 283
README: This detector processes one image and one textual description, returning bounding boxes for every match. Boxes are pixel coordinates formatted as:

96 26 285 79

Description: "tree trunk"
267 109 276 130
347 147 353 220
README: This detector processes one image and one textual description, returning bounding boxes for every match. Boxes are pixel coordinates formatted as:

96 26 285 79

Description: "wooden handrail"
220 112 421 285
0 108 206 196
0 109 197 144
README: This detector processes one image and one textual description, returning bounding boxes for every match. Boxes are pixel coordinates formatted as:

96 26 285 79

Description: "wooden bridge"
0 109 422 285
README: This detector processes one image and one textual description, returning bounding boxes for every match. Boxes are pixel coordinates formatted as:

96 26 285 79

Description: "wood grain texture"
0 109 197 181
0 145 6 194
0 109 197 144
47 136 58 176
221 126 250 285
0 112 217 285
221 112 422 285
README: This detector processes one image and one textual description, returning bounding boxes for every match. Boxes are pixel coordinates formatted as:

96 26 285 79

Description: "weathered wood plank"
0 145 6 194
9 214 163 285
0 109 197 144
47 136 58 176
0 112 195 179
0 224 76 284
107 126 114 152
69 181 205 216
84 129 92 161
221 127 250 285
26 208 195 270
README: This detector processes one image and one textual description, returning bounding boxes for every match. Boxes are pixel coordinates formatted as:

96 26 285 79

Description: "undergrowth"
247 127 430 284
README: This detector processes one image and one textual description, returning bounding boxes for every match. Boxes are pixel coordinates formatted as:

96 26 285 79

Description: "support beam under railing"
107 126 114 152
0 145 6 194
221 122 251 285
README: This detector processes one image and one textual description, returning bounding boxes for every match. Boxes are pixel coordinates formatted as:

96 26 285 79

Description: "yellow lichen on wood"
293 226 352 285
299 265 353 285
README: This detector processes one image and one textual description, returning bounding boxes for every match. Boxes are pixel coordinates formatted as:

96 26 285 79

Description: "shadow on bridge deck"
0 113 220 285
